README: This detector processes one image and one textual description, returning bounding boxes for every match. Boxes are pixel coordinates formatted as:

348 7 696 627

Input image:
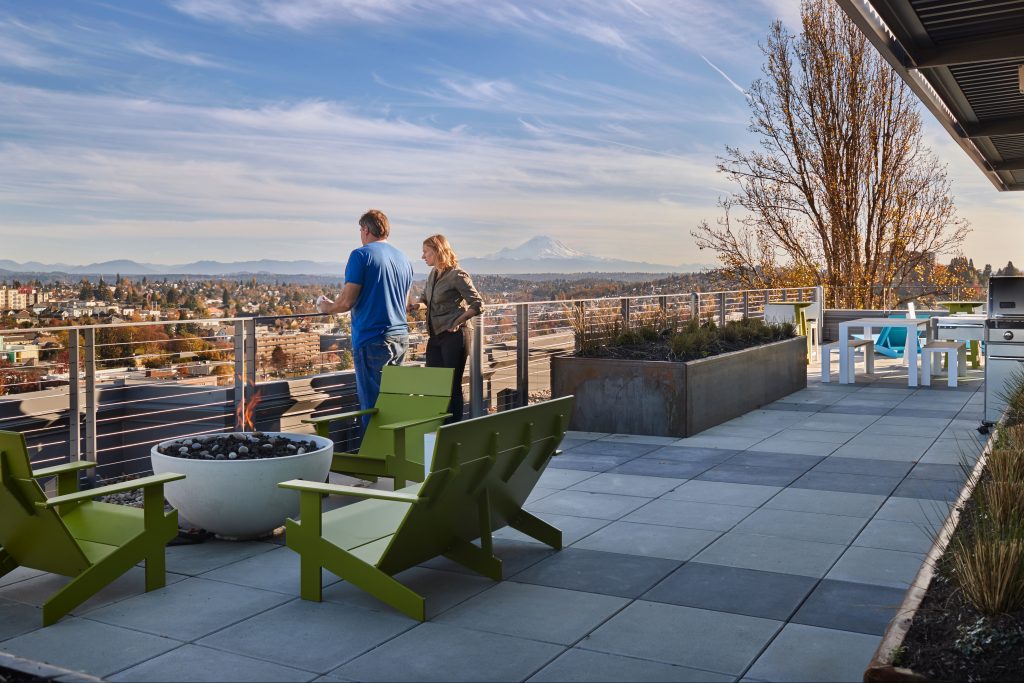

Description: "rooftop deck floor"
0 357 987 682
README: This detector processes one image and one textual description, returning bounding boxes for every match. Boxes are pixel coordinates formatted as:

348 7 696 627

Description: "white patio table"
838 317 933 386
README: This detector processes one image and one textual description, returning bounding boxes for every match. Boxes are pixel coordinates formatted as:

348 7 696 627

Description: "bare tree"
693 0 969 309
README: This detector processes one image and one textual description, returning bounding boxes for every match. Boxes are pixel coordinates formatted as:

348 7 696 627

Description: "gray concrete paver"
763 488 885 518
528 648 732 682
572 520 721 561
197 599 415 674
580 601 782 676
83 577 292 641
434 581 628 645
745 623 881 682
2 360 986 682
331 622 564 682
525 489 651 521
733 508 867 545
0 618 180 679
825 546 928 589
693 532 846 578
107 644 315 682
665 480 781 507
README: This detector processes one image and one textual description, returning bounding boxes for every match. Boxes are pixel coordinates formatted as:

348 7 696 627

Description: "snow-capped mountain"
461 235 707 274
485 236 589 261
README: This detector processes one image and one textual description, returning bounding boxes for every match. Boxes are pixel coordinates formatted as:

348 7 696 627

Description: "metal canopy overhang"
836 0 1024 191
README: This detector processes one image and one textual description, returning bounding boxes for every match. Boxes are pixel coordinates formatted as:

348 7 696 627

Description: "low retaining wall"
551 336 807 437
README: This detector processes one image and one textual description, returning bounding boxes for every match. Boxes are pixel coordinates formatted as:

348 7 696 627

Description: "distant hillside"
0 236 711 277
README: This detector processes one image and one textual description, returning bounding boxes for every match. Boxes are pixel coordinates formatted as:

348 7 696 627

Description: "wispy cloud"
0 19 65 71
127 40 225 69
438 76 518 104
169 0 780 72
0 82 722 263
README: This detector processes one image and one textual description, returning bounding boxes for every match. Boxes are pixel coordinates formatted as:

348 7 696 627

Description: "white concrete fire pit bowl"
151 432 333 540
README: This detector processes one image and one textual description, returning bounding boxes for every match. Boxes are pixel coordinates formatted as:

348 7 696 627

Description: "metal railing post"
516 303 529 408
470 315 484 417
718 292 727 326
68 331 81 460
742 291 750 319
83 328 97 463
690 292 700 320
574 301 585 352
658 296 668 312
620 298 630 330
782 289 789 302
244 318 257 388
233 320 246 430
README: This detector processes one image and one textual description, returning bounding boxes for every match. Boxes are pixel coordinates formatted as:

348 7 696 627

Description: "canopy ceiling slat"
838 0 1024 189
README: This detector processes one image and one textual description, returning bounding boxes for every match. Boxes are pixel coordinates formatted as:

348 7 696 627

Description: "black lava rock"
157 433 319 460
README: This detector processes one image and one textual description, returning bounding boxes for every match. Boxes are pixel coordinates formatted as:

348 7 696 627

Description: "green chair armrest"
302 408 377 425
36 473 186 508
278 479 421 503
377 414 452 432
30 461 98 479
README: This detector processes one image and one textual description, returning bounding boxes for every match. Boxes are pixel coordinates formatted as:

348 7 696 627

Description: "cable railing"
0 285 820 480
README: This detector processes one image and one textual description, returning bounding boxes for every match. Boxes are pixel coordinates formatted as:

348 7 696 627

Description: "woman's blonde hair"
423 234 459 271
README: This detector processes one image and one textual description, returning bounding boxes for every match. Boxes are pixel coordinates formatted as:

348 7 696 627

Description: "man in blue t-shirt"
318 209 413 428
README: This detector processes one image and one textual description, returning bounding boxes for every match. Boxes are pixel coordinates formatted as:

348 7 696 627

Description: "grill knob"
1005 330 1015 341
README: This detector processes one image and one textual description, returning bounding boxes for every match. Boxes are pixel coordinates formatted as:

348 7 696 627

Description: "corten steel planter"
550 336 807 437
151 432 333 540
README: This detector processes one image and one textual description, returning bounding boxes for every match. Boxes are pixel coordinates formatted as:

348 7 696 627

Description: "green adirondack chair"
471 396 573 550
279 395 573 621
303 365 454 489
0 431 185 625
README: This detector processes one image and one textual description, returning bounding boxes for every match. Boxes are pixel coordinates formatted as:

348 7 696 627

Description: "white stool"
922 341 966 388
821 339 874 383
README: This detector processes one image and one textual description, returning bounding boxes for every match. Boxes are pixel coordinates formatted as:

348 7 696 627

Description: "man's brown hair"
359 209 390 239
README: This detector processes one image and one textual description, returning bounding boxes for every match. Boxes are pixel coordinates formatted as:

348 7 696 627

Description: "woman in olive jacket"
407 234 484 422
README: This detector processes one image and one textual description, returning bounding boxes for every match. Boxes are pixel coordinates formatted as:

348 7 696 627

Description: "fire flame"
235 382 262 432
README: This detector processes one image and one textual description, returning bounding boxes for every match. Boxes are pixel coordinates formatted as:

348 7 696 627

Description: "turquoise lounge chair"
872 312 924 359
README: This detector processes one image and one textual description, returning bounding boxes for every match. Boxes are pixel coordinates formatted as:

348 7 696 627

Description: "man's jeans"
353 334 409 431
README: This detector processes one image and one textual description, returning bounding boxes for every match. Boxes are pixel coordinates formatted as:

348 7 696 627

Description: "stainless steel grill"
984 275 1024 423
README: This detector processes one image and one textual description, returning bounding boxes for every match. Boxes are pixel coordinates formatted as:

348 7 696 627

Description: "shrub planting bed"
552 317 805 436
575 317 797 363
871 379 1024 682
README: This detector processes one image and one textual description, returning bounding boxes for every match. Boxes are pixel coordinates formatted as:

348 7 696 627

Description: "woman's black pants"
425 329 468 423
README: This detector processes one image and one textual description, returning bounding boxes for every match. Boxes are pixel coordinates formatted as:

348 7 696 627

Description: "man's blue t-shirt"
344 241 413 350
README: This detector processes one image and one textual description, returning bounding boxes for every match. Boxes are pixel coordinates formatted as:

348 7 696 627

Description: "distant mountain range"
0 236 710 277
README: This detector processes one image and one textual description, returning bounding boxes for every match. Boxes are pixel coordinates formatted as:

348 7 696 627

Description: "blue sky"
1 0 1021 269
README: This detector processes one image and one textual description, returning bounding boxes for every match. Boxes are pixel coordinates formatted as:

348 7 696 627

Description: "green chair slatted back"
0 432 91 576
374 419 504 576
283 397 573 620
0 430 184 626
480 396 572 532
377 396 573 574
320 365 454 487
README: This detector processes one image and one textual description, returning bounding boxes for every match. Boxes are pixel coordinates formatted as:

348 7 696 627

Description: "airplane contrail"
700 54 751 100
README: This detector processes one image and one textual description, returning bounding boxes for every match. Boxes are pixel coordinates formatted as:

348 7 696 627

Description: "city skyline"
2 0 1021 267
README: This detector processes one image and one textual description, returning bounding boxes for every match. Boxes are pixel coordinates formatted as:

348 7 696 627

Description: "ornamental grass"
950 373 1024 614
